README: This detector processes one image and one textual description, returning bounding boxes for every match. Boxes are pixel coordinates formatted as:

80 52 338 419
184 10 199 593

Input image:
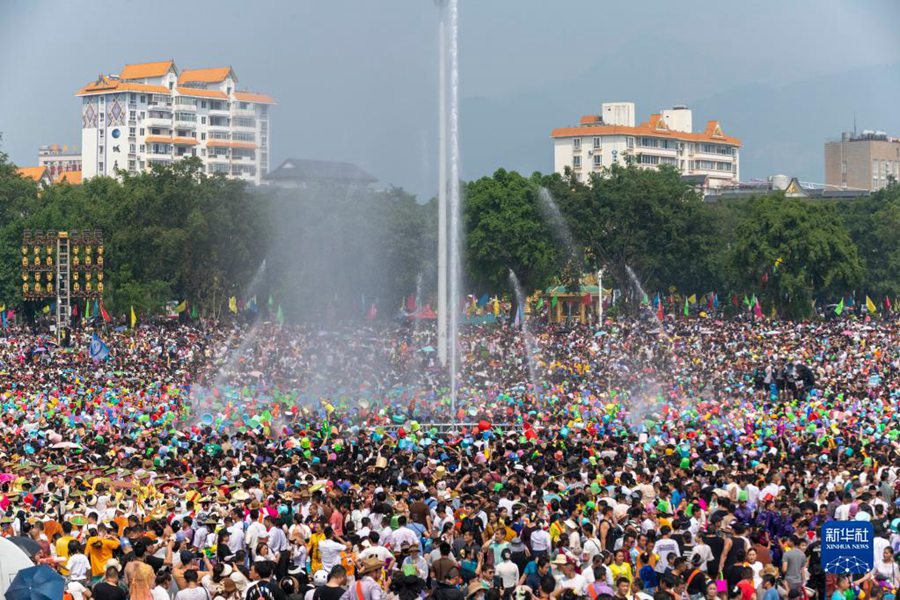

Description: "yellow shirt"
609 562 633 583
85 536 120 577
56 536 75 575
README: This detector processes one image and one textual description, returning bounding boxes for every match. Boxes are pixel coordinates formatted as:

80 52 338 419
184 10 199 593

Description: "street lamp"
597 269 604 323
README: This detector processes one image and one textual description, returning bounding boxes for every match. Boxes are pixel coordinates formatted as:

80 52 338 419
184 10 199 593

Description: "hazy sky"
2 0 899 198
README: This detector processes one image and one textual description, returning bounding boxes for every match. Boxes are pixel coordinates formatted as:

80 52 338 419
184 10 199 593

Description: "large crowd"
1 313 899 600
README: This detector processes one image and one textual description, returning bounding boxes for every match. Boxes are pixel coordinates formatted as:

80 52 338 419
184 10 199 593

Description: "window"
99 146 104 155
139 144 145 152
201 116 207 124
140 128 145 136
140 95 146 103
129 143 135 153
201 149 206 156
659 156 678 166
130 93 136 102
129 127 136 137
151 128 161 135
639 154 659 165
128 160 135 169
99 162 104 171
201 101 207 108
573 138 581 149
640 137 658 148
573 156 582 167
593 137 601 149
593 154 602 166
201 133 206 140
626 137 635 149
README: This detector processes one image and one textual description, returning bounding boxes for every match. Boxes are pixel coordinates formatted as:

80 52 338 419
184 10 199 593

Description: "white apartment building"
38 144 82 181
76 60 274 184
552 102 741 189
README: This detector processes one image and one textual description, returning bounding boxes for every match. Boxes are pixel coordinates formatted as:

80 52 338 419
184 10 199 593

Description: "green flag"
835 298 844 316
683 297 689 317
550 296 558 308
536 298 544 311
641 293 649 306
743 294 750 307
268 294 274 309
191 304 199 319
276 304 285 325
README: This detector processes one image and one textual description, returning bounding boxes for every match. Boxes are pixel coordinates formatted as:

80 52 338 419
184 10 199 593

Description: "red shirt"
738 580 756 600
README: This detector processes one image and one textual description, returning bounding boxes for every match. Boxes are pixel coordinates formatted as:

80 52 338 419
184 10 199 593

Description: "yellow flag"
0 304 5 312
228 296 238 314
130 305 137 328
688 294 697 304
866 295 877 313
175 300 187 313
491 296 500 316
42 305 51 314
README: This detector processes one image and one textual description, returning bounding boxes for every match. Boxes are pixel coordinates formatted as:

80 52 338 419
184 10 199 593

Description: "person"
247 561 288 600
92 565 127 600
434 569 466 600
873 546 900 590
68 540 92 584
735 567 755 600
831 575 850 600
496 549 521 597
614 577 632 600
314 566 348 600
552 555 586 597
339 557 385 600
319 528 350 574
760 574 779 600
610 550 634 584
176 571 211 600
780 537 807 594
684 556 708 600
86 527 121 583
433 542 460 586
702 581 718 600
521 557 550 591
305 571 329 600
175 551 212 591
153 572 173 600
652 527 681 577
129 559 156 600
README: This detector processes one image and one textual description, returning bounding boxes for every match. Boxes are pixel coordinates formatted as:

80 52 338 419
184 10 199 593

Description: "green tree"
463 169 559 295
728 194 863 318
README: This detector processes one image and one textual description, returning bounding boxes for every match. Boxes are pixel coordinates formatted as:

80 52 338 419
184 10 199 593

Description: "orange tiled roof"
175 87 228 100
120 60 175 80
178 67 234 84
17 166 48 182
552 116 741 146
234 91 275 104
54 170 82 185
173 137 198 146
76 77 169 96
145 136 174 144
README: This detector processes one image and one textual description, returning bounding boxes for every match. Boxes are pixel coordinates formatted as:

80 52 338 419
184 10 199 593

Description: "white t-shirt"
530 529 551 552
67 582 89 600
559 574 587 595
319 538 347 572
652 539 681 573
152 585 171 600
496 561 519 589
66 554 91 582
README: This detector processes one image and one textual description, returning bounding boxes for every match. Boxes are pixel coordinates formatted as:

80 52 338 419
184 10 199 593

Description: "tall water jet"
447 0 461 412
537 187 579 264
508 269 541 399
436 2 448 370
625 264 647 305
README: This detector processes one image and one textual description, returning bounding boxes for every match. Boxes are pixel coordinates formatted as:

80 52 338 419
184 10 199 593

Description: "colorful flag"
536 298 544 311
688 294 697 304
753 298 764 320
477 293 489 308
93 300 99 318
713 293 719 309
655 293 661 308
640 293 649 306
657 300 664 321
130 305 137 328
89 332 110 362
175 300 187 313
866 296 876 313
834 298 844 316
774 257 783 270
191 303 199 319
366 303 377 321
847 296 855 307
885 297 892 311
683 297 689 317
551 295 558 308
582 292 592 306
100 301 111 322
492 297 500 316
276 304 285 326
731 294 739 307
268 294 274 310
0 312 5 329
743 295 750 308
228 296 238 314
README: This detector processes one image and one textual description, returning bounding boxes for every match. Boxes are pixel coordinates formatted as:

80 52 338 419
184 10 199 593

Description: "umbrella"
5 565 65 600
5 537 40 557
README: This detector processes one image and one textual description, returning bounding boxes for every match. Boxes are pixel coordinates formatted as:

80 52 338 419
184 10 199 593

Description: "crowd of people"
0 312 898 600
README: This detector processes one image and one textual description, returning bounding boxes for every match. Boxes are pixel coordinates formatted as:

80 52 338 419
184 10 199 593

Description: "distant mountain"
460 61 900 184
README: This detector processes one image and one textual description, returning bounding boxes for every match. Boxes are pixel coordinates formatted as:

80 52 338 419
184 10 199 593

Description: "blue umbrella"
5 565 65 600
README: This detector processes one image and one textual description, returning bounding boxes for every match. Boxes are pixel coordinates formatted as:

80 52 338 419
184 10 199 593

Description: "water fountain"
537 187 579 264
508 269 541 399
447 0 462 412
625 264 648 305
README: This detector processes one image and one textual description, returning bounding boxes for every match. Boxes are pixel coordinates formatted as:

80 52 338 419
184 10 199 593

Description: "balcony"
207 154 230 162
174 119 197 129
145 116 172 129
208 105 230 115
147 102 172 112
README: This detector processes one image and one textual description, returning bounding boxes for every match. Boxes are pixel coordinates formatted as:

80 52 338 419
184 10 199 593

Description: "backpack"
246 582 276 600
